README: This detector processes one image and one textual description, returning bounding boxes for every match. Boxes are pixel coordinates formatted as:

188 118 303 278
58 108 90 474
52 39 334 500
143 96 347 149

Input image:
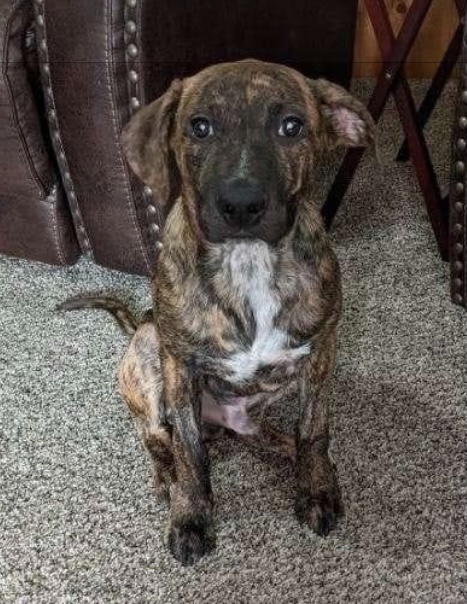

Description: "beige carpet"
0 81 466 603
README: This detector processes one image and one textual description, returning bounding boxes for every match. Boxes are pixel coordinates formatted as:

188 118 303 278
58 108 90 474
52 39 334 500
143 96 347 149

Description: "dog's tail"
56 295 148 336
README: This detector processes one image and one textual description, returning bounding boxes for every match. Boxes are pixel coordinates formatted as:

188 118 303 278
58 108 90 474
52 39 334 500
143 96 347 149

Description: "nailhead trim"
123 0 163 252
126 43 138 58
124 0 141 118
45 183 58 203
128 70 139 83
130 96 141 110
125 20 137 34
451 61 467 307
34 0 93 258
144 185 162 247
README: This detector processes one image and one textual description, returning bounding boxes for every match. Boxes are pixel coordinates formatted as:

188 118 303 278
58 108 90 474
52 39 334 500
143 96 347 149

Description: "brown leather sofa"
0 0 358 276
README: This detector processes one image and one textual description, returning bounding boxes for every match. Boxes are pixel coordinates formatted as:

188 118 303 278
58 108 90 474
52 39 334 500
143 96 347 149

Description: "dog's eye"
278 116 304 138
190 116 214 139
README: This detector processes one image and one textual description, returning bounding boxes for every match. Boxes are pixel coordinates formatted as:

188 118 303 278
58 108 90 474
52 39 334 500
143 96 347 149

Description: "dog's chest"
215 242 310 384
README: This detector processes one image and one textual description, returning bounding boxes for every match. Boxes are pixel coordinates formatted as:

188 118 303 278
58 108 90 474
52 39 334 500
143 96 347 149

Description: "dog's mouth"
225 228 257 239
200 217 288 246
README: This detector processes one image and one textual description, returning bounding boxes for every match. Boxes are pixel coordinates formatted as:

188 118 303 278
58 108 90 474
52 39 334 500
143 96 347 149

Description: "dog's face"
123 60 374 245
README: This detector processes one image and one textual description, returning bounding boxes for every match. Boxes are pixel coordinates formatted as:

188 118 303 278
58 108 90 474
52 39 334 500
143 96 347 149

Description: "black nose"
217 179 267 229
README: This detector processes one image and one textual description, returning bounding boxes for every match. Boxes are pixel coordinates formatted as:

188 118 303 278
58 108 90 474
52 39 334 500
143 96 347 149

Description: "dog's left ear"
122 79 183 208
307 79 375 150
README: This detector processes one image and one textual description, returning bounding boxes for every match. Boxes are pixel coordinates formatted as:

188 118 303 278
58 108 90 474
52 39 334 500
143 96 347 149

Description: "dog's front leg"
295 334 343 536
161 350 214 565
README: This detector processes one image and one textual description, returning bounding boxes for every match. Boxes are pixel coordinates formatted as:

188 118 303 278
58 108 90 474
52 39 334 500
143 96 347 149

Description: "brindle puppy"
60 60 374 565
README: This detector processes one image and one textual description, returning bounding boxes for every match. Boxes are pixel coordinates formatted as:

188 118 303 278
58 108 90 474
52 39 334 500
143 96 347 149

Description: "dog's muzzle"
216 178 267 230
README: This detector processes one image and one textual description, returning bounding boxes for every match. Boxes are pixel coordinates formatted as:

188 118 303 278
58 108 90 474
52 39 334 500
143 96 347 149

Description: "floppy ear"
307 79 375 150
122 79 183 207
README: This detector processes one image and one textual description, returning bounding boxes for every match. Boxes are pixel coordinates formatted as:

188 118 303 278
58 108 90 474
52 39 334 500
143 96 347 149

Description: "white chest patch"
221 241 310 383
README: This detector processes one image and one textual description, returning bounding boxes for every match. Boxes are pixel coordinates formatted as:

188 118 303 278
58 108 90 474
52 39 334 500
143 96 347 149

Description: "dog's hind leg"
118 322 175 500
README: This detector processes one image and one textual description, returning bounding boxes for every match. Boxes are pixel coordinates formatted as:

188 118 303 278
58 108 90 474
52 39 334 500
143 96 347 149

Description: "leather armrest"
36 0 155 275
0 0 79 266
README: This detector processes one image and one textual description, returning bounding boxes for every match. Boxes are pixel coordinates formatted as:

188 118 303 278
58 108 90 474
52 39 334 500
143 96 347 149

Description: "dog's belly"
201 384 285 435
201 390 267 435
201 364 300 435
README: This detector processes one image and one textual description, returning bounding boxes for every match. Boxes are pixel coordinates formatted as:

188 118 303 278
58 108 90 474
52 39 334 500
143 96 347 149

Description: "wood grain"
353 0 459 77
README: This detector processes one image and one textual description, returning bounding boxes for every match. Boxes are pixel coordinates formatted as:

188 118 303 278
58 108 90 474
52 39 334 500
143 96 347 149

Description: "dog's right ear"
122 79 183 208
306 78 375 151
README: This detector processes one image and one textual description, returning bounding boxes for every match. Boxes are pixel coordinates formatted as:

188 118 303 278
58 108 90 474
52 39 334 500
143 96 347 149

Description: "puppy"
61 59 374 565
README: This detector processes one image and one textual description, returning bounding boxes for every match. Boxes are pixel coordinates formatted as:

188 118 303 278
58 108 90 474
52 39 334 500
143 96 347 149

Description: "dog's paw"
295 487 343 536
168 517 215 566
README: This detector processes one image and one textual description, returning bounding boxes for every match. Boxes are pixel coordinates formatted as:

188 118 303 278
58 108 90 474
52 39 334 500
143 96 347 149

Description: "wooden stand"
322 0 466 261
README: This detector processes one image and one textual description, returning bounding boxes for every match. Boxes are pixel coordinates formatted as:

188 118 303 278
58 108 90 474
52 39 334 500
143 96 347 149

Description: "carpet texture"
1 82 466 603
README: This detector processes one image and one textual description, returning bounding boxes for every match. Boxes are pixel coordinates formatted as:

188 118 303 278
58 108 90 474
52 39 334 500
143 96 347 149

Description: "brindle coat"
61 60 374 565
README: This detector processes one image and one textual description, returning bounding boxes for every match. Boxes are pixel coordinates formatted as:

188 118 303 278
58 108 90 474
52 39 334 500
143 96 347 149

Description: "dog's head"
123 60 374 245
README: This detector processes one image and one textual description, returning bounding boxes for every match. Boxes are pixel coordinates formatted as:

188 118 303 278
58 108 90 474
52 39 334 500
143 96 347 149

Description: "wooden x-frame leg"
397 0 466 161
321 0 463 261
